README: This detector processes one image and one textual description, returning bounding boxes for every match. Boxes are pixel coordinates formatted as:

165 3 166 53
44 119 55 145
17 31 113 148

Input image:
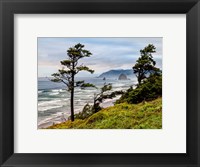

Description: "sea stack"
118 73 128 80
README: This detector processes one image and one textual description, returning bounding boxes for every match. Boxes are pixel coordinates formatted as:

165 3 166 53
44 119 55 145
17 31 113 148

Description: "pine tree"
51 43 95 121
132 44 160 85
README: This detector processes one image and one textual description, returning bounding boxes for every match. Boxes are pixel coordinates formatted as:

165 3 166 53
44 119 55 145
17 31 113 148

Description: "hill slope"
48 98 162 129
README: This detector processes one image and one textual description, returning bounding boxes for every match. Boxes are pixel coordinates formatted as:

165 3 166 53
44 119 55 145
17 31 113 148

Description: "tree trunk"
138 79 141 85
70 86 74 122
70 64 75 122
137 71 141 85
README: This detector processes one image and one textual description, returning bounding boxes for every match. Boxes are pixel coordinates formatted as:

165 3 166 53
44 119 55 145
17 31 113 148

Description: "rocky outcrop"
118 73 128 80
98 69 133 79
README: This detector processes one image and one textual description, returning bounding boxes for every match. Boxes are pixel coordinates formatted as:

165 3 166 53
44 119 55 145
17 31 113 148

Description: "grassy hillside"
47 98 162 129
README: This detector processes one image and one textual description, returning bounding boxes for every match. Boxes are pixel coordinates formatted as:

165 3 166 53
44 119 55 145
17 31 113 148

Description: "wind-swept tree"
71 83 124 120
51 43 95 122
132 44 160 85
93 83 113 113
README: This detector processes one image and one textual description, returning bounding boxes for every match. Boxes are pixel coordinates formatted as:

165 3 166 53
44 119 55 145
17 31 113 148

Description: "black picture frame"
0 0 200 166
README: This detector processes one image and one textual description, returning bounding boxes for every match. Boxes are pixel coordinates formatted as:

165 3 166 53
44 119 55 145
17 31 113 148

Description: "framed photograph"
37 37 163 130
0 0 200 166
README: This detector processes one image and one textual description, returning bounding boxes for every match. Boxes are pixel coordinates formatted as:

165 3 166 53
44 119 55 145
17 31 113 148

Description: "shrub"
116 73 162 104
68 103 97 120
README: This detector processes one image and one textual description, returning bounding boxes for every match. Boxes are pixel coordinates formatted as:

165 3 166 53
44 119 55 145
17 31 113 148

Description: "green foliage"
69 103 95 120
76 66 94 74
75 81 96 89
47 98 162 129
93 83 114 113
75 80 85 86
60 60 71 67
67 43 92 59
118 44 162 105
51 43 94 90
101 83 112 92
133 44 160 85
116 73 162 104
50 78 62 83
51 43 95 122
80 83 96 89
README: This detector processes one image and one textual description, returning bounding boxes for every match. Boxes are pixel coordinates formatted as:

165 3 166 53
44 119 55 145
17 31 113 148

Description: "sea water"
38 77 136 128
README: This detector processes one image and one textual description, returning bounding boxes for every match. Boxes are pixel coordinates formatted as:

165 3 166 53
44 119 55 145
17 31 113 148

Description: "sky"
38 37 162 77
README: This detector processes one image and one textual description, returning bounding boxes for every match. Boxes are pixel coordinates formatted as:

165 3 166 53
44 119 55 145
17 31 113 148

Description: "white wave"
39 105 63 112
38 99 68 112
38 90 43 94
113 83 125 87
49 92 59 96
52 89 66 93
38 97 51 101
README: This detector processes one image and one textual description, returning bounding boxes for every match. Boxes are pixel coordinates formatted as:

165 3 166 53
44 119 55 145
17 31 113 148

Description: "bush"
69 103 102 120
116 73 162 104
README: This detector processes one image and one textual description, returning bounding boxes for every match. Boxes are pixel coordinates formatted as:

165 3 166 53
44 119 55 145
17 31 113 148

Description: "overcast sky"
38 37 162 77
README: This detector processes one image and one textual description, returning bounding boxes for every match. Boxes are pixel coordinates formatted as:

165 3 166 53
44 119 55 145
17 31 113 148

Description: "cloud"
38 37 162 77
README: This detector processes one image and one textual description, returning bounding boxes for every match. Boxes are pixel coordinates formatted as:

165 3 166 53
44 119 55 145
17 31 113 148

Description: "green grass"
47 98 162 129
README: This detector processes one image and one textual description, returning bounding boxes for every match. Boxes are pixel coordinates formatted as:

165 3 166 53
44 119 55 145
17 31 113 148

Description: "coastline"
38 95 121 129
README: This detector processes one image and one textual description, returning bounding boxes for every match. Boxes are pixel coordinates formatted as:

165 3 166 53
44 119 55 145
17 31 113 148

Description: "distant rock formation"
98 69 134 79
118 73 128 80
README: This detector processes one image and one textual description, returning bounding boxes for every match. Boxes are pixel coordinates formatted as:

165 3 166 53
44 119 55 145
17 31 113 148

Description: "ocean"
38 77 136 128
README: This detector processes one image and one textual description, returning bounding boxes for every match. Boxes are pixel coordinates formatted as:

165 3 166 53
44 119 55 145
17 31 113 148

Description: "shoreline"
38 95 121 129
